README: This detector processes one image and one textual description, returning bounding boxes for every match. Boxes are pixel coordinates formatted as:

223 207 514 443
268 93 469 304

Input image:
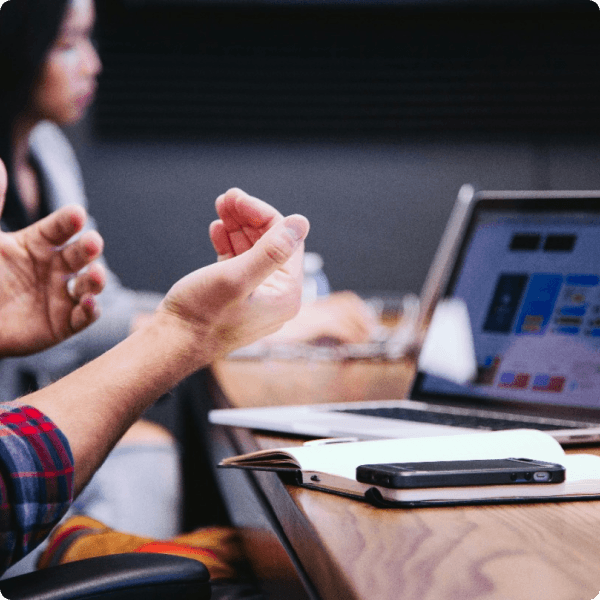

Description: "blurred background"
67 0 600 298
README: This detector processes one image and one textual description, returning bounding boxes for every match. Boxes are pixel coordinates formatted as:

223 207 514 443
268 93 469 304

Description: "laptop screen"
415 196 600 411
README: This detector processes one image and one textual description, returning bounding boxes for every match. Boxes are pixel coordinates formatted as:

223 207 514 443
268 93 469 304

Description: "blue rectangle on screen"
483 274 529 333
515 274 563 335
533 374 550 387
560 306 587 317
565 275 600 287
589 329 600 337
555 326 580 335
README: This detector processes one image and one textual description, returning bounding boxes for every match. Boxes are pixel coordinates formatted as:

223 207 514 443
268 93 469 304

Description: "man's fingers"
70 294 101 333
227 214 310 292
210 217 266 259
215 189 283 233
33 205 87 247
209 220 234 259
60 230 104 273
69 263 106 300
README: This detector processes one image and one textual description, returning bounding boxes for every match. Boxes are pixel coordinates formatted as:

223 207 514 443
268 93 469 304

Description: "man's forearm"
24 313 206 494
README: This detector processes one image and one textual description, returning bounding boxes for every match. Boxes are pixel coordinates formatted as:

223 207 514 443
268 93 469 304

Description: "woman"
0 0 182 576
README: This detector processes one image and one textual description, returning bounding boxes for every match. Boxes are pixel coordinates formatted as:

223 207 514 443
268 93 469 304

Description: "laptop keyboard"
336 406 589 431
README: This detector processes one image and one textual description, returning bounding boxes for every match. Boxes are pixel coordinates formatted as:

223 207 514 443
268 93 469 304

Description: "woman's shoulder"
29 121 77 162
28 121 87 209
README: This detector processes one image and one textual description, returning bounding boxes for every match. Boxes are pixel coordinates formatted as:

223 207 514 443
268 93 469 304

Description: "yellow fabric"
38 515 245 580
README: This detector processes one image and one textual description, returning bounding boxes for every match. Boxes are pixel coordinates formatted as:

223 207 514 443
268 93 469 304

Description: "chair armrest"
0 553 210 600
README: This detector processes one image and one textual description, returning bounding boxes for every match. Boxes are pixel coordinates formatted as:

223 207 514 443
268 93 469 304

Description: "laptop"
209 185 600 445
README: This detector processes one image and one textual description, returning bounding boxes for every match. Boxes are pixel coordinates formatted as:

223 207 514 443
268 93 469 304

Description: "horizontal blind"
94 2 600 139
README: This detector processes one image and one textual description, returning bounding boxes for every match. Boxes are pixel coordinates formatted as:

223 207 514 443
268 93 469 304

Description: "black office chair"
0 553 211 600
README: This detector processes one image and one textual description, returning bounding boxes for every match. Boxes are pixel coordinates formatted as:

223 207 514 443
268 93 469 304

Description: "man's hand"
0 205 106 357
158 188 309 360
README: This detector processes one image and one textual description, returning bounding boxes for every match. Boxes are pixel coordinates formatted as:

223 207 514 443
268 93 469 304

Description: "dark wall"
66 0 600 297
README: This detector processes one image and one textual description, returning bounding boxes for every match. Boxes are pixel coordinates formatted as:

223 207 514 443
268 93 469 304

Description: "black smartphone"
355 458 566 489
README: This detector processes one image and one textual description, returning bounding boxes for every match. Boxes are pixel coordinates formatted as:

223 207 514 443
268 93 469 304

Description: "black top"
1 153 50 231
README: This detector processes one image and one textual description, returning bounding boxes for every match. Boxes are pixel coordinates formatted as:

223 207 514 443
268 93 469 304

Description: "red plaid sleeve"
0 402 74 574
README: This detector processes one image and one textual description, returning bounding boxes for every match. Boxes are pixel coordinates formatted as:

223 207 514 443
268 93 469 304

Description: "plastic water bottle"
302 252 330 303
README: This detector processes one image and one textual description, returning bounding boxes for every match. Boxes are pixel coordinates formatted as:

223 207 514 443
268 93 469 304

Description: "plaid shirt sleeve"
0 402 74 574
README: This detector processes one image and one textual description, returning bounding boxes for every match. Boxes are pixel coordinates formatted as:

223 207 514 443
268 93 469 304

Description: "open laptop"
209 185 600 445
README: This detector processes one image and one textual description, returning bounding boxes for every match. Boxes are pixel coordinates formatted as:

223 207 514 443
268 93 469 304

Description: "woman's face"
29 0 102 126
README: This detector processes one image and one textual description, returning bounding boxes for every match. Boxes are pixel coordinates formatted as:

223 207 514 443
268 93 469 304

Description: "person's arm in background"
268 291 377 345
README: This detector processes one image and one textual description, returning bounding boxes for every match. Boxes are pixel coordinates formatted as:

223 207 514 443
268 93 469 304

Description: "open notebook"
219 429 600 507
210 186 600 445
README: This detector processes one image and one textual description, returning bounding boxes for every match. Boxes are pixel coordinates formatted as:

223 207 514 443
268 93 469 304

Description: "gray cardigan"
0 121 161 400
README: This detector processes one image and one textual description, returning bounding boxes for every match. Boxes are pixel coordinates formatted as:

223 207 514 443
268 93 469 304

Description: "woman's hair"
0 0 70 228
0 0 70 121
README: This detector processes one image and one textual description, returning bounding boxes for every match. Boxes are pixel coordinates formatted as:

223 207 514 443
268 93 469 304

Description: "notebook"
218 430 600 507
209 185 600 445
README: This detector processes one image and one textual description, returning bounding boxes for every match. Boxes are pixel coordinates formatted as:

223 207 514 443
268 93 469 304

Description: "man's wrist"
140 309 214 380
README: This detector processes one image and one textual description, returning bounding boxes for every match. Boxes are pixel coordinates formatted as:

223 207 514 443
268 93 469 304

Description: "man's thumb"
234 214 310 289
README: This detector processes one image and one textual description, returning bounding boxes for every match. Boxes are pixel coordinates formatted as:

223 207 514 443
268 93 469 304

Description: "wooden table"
210 357 600 600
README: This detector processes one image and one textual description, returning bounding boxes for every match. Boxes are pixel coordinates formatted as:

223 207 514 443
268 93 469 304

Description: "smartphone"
355 458 566 489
